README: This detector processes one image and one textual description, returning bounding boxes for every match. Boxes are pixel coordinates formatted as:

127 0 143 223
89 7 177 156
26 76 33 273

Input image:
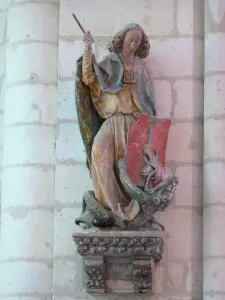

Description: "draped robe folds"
75 49 156 221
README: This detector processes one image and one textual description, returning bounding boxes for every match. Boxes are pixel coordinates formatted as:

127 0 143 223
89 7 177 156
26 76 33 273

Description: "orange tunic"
81 50 140 221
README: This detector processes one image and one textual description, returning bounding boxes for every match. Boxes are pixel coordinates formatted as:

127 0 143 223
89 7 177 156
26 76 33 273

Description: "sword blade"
72 13 86 34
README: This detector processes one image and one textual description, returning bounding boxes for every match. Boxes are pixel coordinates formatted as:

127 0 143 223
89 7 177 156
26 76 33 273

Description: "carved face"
122 29 143 56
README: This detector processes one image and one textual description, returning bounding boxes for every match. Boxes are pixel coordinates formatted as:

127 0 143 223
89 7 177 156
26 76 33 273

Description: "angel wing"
75 56 104 173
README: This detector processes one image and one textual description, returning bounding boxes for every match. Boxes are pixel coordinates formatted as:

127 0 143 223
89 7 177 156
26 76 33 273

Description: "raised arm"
82 31 96 85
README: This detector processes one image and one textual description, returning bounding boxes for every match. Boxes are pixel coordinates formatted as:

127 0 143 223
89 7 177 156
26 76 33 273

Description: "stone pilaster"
0 0 8 256
203 1 225 300
0 1 59 299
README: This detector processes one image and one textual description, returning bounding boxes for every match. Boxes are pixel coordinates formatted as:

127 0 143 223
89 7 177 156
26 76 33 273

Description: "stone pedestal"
73 230 163 295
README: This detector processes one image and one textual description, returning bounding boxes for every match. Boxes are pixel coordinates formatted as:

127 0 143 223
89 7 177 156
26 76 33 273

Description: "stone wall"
0 0 8 257
55 0 204 299
0 0 59 299
203 1 225 299
3 0 225 299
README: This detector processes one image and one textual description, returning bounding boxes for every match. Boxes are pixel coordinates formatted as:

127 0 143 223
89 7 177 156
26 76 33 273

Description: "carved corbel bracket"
73 230 163 295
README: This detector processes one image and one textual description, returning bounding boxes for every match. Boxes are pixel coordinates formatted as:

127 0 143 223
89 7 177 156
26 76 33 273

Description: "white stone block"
193 38 204 77
55 165 92 205
0 80 5 111
3 125 55 165
53 298 78 300
0 111 3 145
152 263 164 294
0 11 7 43
6 43 58 85
60 0 174 37
54 208 82 257
167 123 203 163
152 298 195 300
185 261 202 298
0 261 53 294
166 261 187 292
0 146 3 167
154 80 172 118
177 0 204 36
205 33 225 73
148 38 199 78
204 162 225 205
57 81 77 120
177 0 194 35
0 45 6 77
204 258 225 293
174 80 204 119
204 74 225 118
1 167 54 209
53 297 79 300
154 262 193 296
0 298 51 300
208 0 225 24
58 40 83 79
204 119 225 160
7 3 59 43
56 123 85 162
53 259 86 299
4 85 57 125
156 208 202 261
204 206 225 257
10 0 59 3
174 165 202 207
204 296 225 300
0 0 8 10
1 210 53 259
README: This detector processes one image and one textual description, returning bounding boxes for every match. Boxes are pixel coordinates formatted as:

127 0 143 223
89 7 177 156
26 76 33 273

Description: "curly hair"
107 23 150 59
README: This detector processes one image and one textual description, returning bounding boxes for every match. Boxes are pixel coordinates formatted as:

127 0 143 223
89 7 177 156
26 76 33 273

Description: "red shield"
125 113 171 189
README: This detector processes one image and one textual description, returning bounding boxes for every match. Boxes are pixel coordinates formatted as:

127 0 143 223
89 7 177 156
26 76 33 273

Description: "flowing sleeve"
81 49 96 85
81 49 102 101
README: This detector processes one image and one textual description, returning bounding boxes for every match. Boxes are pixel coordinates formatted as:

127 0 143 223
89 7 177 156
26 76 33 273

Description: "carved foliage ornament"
73 236 164 265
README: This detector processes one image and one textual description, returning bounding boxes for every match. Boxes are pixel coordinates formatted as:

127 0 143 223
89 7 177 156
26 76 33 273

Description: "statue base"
72 230 163 294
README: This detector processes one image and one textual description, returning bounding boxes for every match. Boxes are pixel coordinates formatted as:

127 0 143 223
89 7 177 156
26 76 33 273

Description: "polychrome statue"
74 23 178 229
